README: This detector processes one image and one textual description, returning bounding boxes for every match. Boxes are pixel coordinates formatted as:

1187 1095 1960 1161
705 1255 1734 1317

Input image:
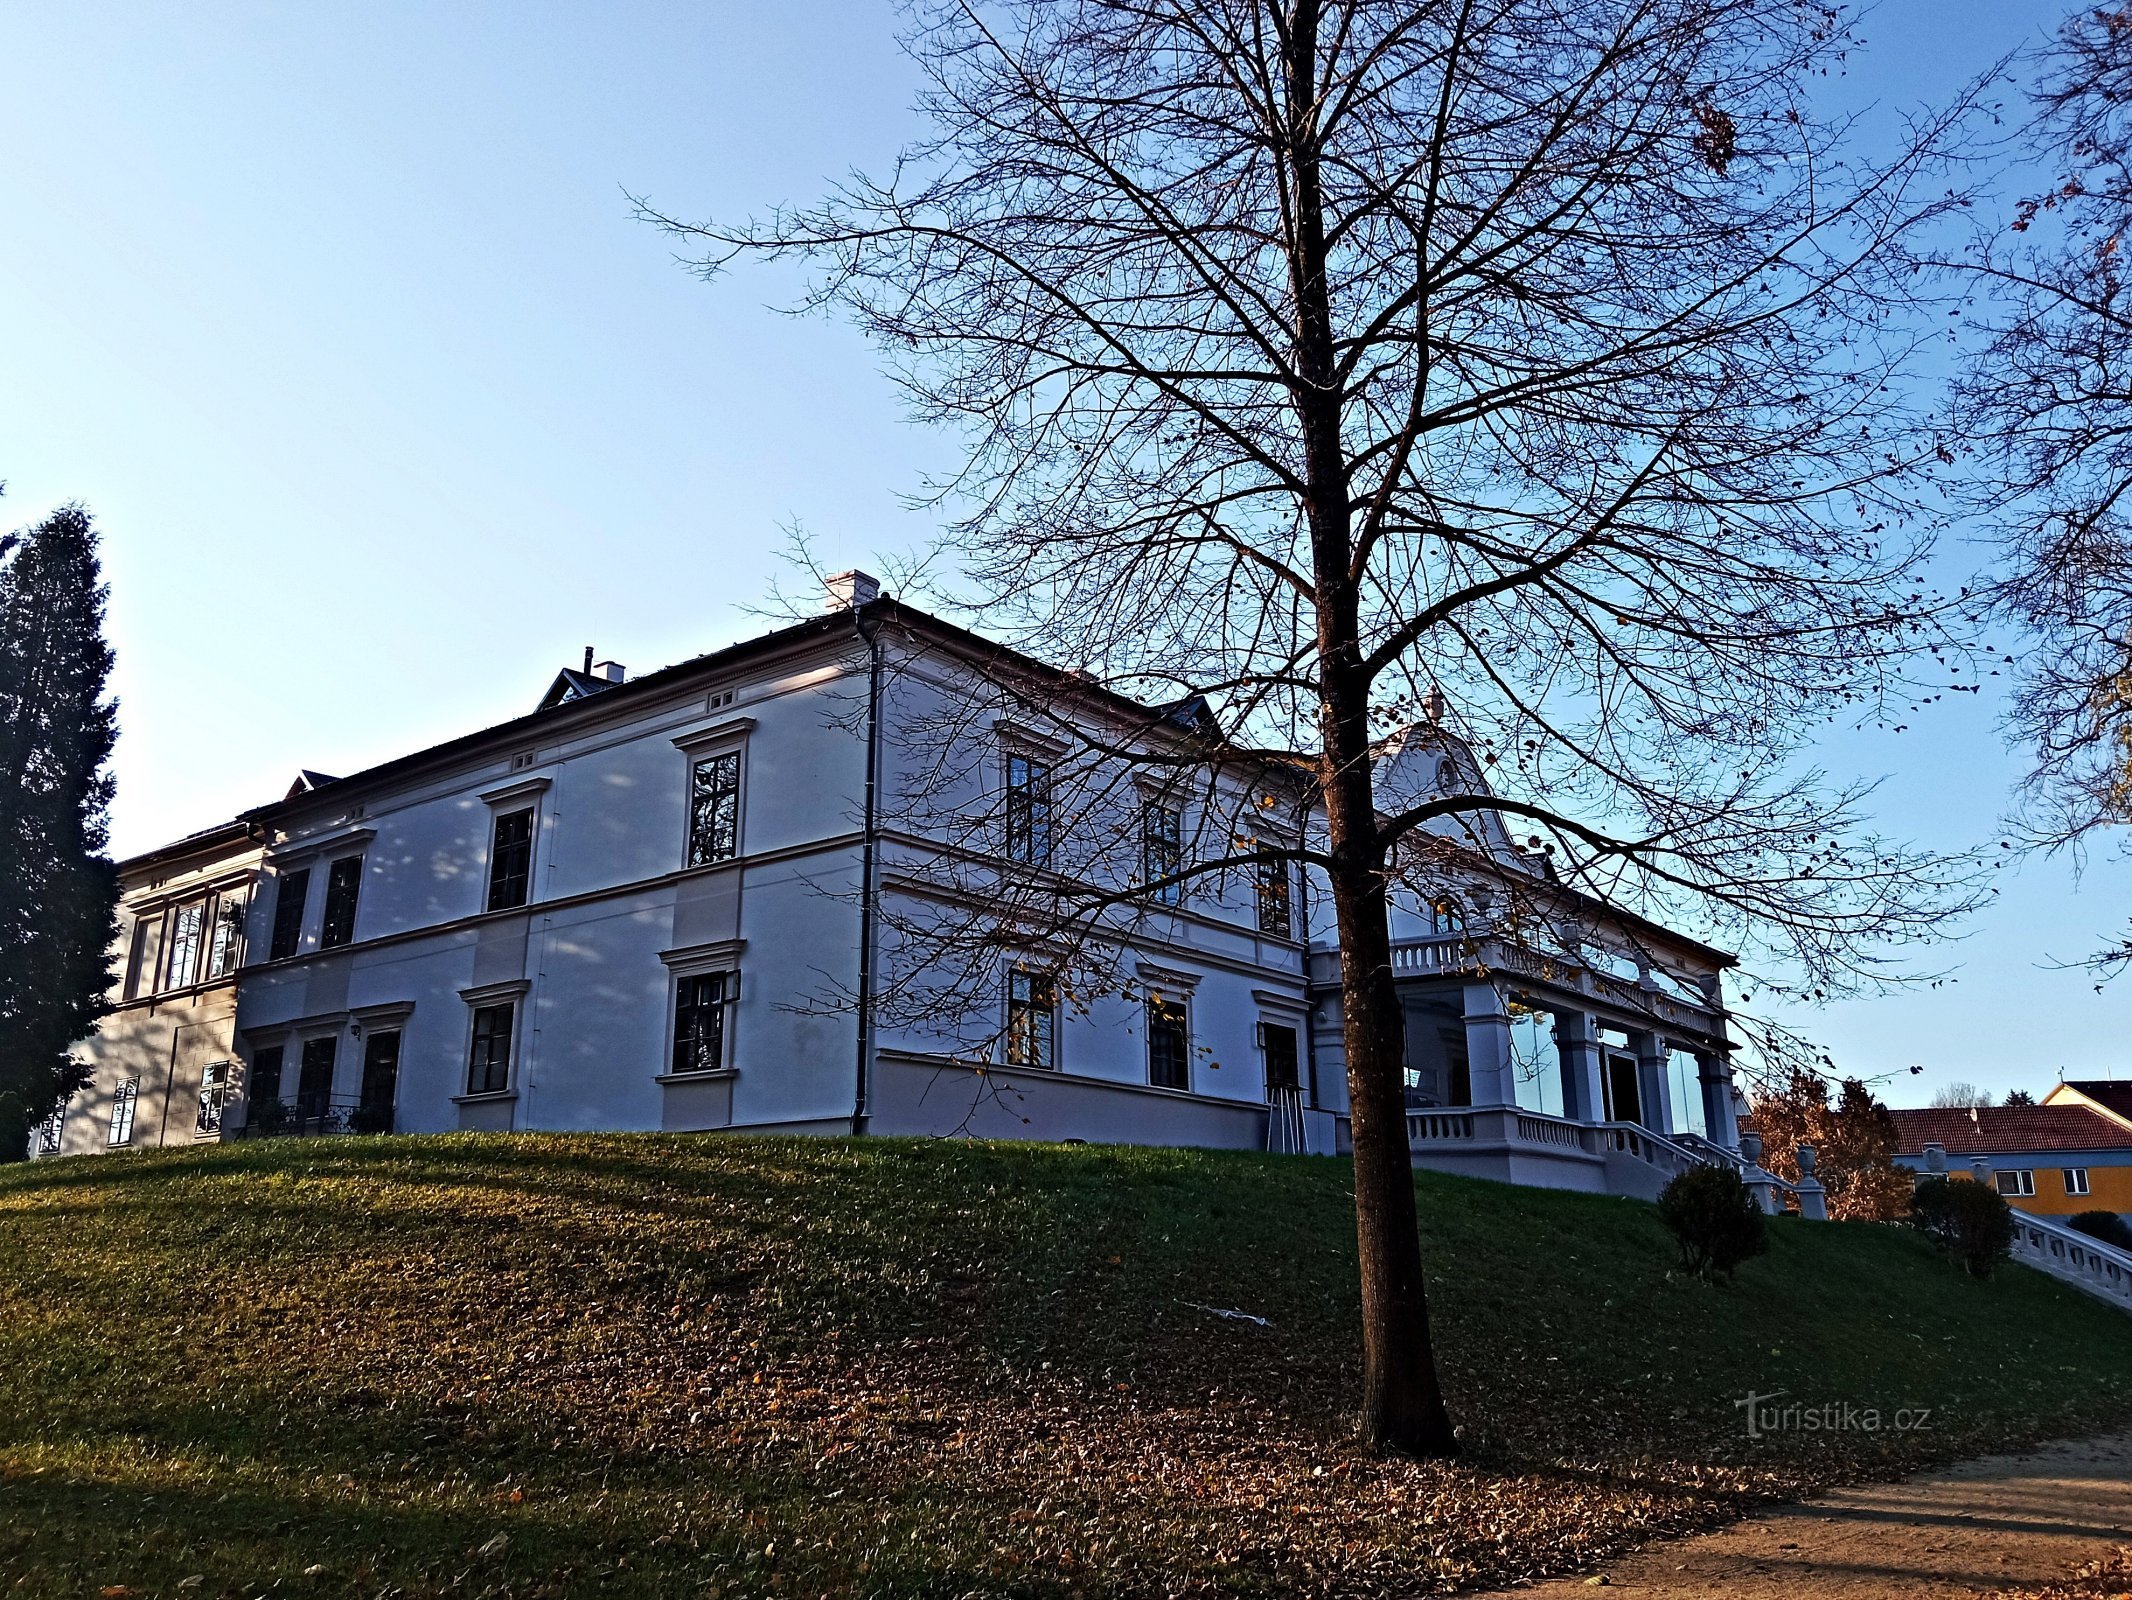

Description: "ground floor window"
1262 1022 1299 1097
35 1108 64 1155
357 1031 401 1133
107 1079 139 1146
2063 1167 2091 1198
1006 970 1057 1069
1147 996 1190 1091
467 1004 515 1095
1996 1168 2037 1198
195 1061 232 1136
671 973 732 1075
297 1037 337 1124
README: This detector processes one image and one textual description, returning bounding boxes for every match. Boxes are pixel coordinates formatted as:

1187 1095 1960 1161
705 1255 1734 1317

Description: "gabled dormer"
536 652 628 711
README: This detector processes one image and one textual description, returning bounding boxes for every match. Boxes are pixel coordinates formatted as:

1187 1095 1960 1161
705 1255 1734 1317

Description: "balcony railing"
239 1095 394 1139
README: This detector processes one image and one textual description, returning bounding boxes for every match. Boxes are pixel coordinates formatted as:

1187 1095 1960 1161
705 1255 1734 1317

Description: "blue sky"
2 1 2124 1104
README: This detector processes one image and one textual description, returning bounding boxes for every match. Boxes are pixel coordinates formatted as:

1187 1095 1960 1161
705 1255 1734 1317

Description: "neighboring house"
1889 1104 2132 1222
33 820 263 1157
41 576 1751 1203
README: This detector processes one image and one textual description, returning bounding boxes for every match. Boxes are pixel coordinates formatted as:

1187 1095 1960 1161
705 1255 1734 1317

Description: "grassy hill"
1 1134 2128 1597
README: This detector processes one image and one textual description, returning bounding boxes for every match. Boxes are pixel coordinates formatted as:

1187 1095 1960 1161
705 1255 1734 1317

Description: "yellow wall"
1945 1163 2132 1217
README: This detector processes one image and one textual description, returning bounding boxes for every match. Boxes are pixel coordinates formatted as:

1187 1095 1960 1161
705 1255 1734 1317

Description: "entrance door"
1605 1053 1643 1126
358 1030 401 1134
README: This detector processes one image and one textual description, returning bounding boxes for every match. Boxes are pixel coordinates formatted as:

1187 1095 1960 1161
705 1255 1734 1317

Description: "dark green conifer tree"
0 503 119 1158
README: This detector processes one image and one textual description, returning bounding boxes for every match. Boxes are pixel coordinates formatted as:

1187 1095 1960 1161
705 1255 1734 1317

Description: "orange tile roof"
1889 1105 2132 1158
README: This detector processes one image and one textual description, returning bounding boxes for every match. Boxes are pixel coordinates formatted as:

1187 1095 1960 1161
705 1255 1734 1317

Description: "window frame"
686 751 744 868
1005 968 1059 1071
268 867 311 961
1146 993 1191 1092
1004 750 1054 867
465 1003 517 1097
164 899 208 990
204 890 247 979
317 856 363 951
1261 1020 1301 1098
669 970 736 1077
1995 1168 2037 1198
1254 846 1293 939
2064 1167 2092 1197
107 1078 140 1146
486 806 536 912
1141 802 1184 905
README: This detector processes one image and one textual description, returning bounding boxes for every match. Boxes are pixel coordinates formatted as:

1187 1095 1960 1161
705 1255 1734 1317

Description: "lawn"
1 1134 2127 1597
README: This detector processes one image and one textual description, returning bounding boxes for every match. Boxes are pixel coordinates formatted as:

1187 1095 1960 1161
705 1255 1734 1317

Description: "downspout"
1300 857 1321 1112
851 610 884 1135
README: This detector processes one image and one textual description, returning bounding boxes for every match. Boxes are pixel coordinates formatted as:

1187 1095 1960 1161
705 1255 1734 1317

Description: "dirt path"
1485 1431 2132 1598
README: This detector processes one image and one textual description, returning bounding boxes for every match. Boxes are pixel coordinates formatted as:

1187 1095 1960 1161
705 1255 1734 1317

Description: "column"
1555 1010 1607 1124
1462 983 1515 1108
1631 1031 1676 1134
1697 1050 1740 1149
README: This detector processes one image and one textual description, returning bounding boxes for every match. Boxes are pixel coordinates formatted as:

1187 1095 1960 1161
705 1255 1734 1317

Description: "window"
2064 1167 2091 1197
206 894 246 978
1142 804 1183 904
296 1037 337 1123
487 808 534 911
1255 848 1292 938
123 913 163 1002
357 1031 401 1133
248 1044 285 1114
1996 1168 2037 1198
165 901 207 989
1005 752 1052 865
688 752 742 867
1147 996 1190 1091
268 868 310 961
1429 898 1466 937
35 1108 64 1155
1263 1023 1300 1096
671 973 732 1075
1006 970 1057 1070
467 1004 515 1095
107 1079 139 1146
318 857 362 950
195 1061 231 1136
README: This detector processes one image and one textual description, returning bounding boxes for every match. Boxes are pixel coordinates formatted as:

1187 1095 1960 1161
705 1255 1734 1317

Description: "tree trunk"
1278 0 1457 1458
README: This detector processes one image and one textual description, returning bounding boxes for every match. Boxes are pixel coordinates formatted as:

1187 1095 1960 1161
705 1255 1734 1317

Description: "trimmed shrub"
1658 1164 1768 1279
1910 1176 2016 1277
2068 1210 2132 1251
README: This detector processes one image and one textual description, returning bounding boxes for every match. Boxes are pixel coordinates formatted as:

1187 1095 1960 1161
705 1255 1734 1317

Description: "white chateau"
37 576 1756 1203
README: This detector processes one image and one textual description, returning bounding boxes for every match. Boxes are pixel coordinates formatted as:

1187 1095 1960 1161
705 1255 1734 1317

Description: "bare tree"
643 0 1985 1455
1928 1079 1993 1110
1953 6 2132 978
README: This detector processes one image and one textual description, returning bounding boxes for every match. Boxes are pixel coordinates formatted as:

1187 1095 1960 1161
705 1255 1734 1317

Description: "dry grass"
2 1133 2129 1597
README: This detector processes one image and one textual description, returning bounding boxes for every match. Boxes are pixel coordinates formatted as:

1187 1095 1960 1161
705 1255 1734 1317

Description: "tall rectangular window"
107 1079 139 1146
467 1004 515 1095
1005 753 1052 865
487 808 534 911
1142 804 1183 904
688 753 742 867
195 1061 230 1136
268 868 310 961
357 1031 401 1133
1263 1023 1300 1096
671 973 731 1075
1147 996 1190 1091
121 917 152 999
165 901 206 990
205 894 246 978
296 1036 337 1122
1255 848 1292 938
35 1110 63 1155
1006 970 1057 1069
247 1044 285 1114
318 858 362 950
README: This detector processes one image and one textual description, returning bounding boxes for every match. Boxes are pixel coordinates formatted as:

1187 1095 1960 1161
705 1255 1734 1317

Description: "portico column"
1462 983 1516 1108
1555 1011 1607 1124
1631 1031 1676 1134
1697 1050 1740 1150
